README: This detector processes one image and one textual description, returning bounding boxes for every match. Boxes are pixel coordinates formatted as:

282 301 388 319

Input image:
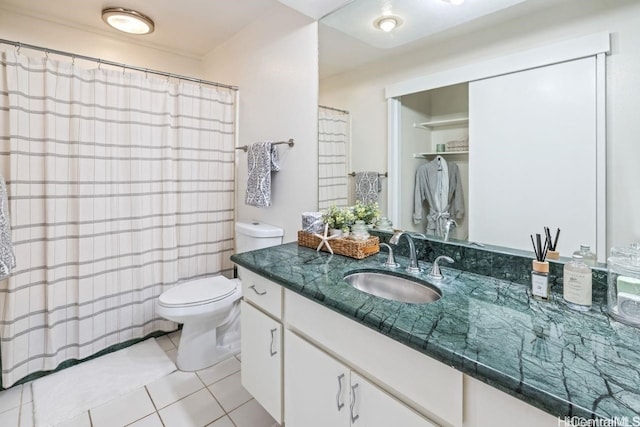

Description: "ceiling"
0 0 349 58
0 0 596 79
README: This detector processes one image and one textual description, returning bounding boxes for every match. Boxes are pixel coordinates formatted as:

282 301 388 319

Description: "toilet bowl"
157 275 242 371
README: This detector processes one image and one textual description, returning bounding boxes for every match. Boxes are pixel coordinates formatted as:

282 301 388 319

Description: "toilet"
157 221 283 371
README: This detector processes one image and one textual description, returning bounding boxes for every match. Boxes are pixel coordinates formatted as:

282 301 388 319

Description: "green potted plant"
321 205 355 237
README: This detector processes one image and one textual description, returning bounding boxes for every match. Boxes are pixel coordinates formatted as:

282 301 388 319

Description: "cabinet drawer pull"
336 373 345 411
249 284 267 296
269 328 278 356
350 383 359 423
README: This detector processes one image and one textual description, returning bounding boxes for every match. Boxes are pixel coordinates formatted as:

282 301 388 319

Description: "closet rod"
348 172 388 178
235 139 295 152
0 38 238 91
319 105 349 114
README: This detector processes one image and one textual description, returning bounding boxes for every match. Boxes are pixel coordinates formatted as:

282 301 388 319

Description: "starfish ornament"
313 223 340 255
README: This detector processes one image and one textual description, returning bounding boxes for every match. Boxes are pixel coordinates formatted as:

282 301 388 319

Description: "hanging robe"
413 156 465 236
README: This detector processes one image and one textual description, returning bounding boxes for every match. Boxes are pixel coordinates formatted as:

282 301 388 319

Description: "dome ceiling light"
102 7 155 35
373 15 403 33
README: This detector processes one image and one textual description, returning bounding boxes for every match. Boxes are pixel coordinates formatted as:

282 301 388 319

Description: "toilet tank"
235 221 284 254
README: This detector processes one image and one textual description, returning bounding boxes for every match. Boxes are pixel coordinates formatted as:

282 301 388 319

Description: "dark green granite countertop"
231 242 640 420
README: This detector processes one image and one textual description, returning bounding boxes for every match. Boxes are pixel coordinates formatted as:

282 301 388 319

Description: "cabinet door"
284 330 349 427
469 57 597 253
240 301 282 423
350 371 438 427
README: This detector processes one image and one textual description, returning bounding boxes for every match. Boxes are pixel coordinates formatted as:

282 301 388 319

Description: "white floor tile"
53 411 90 427
21 383 33 405
229 399 277 427
90 387 155 427
165 348 178 365
158 388 224 427
207 372 251 412
206 415 235 427
146 371 204 409
0 406 19 427
127 412 163 427
167 330 182 347
196 357 241 386
18 402 33 427
155 335 176 352
0 385 23 414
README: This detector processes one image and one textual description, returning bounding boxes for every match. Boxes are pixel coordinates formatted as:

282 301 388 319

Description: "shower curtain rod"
0 38 238 91
319 105 349 114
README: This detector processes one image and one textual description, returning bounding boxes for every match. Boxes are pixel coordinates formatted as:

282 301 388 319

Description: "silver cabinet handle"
336 373 345 411
249 284 267 296
350 383 359 423
269 328 278 356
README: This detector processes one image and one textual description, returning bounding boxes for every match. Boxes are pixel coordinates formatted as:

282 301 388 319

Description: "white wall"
320 0 640 251
203 5 318 243
0 9 204 77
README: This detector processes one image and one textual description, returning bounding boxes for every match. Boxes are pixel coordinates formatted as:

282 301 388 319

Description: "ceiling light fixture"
374 15 403 33
441 0 465 5
102 7 155 35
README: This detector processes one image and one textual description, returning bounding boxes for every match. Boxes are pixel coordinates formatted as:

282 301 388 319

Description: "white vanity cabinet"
285 329 437 427
238 267 283 423
238 268 561 427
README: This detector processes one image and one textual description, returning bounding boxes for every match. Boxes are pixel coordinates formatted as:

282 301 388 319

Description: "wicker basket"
297 230 379 259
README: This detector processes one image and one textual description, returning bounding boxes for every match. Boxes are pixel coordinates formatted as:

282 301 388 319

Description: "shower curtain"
0 49 236 387
318 106 350 210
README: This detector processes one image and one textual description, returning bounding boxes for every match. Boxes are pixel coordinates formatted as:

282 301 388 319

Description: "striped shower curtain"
318 106 350 210
0 49 236 387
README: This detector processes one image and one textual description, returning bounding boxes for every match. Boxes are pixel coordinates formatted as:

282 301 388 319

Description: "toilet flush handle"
249 284 267 296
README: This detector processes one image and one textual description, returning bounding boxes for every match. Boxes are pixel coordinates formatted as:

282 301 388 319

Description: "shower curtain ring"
97 59 102 70
16 43 21 55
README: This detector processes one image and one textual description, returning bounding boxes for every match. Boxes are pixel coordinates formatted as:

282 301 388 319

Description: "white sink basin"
343 271 442 304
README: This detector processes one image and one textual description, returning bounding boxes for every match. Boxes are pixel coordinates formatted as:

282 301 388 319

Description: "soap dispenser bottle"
563 254 592 311
573 245 597 267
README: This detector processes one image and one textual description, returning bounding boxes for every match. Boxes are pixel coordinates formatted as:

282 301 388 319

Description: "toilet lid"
159 276 238 307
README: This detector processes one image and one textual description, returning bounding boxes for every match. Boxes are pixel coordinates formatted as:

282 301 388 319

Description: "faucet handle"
379 243 400 269
428 255 454 280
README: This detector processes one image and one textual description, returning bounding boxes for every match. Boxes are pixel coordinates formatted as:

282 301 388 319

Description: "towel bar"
235 139 294 152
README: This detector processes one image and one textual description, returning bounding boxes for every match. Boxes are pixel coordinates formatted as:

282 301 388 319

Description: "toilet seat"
159 276 238 308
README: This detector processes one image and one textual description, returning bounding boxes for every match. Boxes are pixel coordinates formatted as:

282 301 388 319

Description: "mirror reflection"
318 0 610 259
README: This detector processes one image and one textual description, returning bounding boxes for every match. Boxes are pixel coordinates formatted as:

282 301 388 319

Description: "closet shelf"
413 117 469 129
413 151 469 158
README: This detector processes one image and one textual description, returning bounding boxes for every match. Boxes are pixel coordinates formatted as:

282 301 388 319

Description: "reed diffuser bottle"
530 232 550 300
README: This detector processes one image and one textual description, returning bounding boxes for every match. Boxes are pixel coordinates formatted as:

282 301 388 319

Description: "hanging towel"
0 174 16 279
245 141 280 208
354 172 381 204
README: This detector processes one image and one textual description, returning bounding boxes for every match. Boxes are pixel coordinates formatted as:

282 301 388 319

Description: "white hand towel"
354 172 380 204
245 142 280 208
0 174 16 279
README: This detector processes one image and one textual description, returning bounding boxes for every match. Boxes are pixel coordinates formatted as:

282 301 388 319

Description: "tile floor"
0 331 279 427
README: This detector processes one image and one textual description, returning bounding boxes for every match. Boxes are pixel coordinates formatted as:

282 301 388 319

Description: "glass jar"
350 220 370 241
376 217 393 231
607 243 640 327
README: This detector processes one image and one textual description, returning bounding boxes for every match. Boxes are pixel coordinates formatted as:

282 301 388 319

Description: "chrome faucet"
443 219 457 242
428 255 455 280
379 243 400 269
389 231 423 274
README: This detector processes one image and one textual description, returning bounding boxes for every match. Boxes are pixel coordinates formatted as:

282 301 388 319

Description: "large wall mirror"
318 0 615 261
